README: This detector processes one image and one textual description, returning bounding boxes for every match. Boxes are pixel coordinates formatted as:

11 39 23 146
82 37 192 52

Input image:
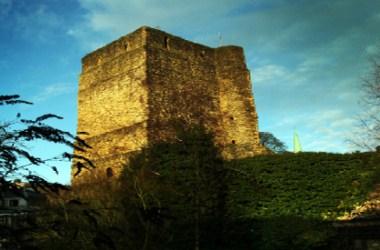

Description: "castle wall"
215 47 264 158
73 26 266 184
74 29 150 182
145 29 221 144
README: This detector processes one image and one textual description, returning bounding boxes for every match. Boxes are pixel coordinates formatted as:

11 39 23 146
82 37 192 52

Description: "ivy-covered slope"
227 152 380 220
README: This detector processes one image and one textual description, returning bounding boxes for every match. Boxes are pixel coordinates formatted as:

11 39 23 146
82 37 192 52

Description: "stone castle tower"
73 26 266 183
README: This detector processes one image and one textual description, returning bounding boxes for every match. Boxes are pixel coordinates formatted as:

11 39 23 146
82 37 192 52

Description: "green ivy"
226 152 380 220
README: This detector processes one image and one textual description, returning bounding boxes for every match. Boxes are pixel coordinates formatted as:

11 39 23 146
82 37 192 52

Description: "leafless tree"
352 50 380 151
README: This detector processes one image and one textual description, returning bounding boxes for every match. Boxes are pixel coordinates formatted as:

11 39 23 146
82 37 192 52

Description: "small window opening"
139 96 144 104
106 167 114 178
230 116 234 121
232 140 236 144
124 42 129 51
164 36 170 49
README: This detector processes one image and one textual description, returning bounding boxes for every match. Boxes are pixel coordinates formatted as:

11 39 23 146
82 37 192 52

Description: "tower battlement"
73 26 266 183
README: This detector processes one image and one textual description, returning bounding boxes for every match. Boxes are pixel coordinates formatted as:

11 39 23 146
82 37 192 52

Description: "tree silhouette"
259 132 287 153
0 94 94 249
0 95 92 183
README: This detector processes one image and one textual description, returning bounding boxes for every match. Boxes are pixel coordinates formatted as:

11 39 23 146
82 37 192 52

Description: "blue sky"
1 0 379 184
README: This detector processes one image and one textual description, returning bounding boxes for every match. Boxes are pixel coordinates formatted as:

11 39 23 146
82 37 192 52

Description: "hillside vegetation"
228 152 380 220
33 125 380 250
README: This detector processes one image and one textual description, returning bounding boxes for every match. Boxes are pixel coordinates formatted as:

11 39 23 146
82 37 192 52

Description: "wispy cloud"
33 83 75 103
252 58 325 87
71 0 252 50
252 64 288 85
271 109 357 152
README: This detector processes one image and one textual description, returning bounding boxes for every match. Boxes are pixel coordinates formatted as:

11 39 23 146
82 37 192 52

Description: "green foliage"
0 95 92 182
117 133 380 249
119 125 227 249
227 152 380 220
248 217 335 250
0 94 94 249
34 186 125 250
259 131 287 153
6 104 375 250
33 134 380 250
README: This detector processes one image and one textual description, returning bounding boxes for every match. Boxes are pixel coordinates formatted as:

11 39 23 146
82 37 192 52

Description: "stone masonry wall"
145 28 221 144
74 28 149 183
215 46 265 158
73 26 266 184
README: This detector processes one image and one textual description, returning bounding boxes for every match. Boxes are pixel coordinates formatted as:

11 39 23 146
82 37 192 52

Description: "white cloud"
252 64 288 84
33 83 76 103
366 44 380 56
268 109 357 152
305 110 356 152
337 91 356 101
252 58 325 86
71 0 252 50
78 0 241 30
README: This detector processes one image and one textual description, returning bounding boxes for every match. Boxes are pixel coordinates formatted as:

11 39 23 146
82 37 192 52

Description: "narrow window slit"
106 167 114 178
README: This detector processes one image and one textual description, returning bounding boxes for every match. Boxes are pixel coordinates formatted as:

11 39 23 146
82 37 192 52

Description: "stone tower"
73 26 266 183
